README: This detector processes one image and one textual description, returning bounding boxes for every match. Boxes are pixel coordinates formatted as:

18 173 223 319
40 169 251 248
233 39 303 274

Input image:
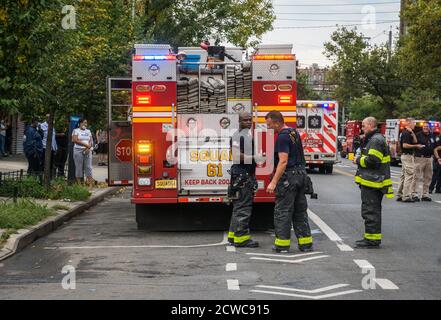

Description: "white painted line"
250 255 329 264
307 209 341 241
354 259 375 270
227 279 240 290
435 201 441 204
375 278 399 290
246 251 322 258
226 245 236 252
250 289 362 300
226 263 237 272
54 232 229 250
336 242 354 252
308 209 353 252
256 283 350 294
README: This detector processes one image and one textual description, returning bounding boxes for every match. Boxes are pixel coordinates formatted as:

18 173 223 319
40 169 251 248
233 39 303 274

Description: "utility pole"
388 26 393 62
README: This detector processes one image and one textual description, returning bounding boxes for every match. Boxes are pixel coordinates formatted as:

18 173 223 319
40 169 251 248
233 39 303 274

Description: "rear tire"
325 164 333 174
319 166 326 174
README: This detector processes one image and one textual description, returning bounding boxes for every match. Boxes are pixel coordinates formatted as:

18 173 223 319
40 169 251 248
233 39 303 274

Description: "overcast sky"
261 0 401 67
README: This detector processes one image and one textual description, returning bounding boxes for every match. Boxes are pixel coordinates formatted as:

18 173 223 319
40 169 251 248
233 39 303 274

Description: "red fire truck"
384 119 434 164
296 100 338 174
107 43 298 230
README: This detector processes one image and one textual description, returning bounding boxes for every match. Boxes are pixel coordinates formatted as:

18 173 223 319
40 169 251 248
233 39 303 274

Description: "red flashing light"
253 54 295 60
133 55 176 61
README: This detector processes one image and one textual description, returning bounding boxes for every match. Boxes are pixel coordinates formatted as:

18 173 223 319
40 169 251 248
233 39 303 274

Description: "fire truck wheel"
325 164 333 174
319 166 326 174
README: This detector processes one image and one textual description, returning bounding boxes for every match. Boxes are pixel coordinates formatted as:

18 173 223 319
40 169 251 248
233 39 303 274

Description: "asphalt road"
1 158 440 300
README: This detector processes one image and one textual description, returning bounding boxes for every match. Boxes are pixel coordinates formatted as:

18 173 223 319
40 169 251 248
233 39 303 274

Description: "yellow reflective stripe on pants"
360 156 367 168
234 235 250 244
275 238 290 247
368 148 384 161
364 233 382 240
298 236 313 245
228 232 235 239
355 176 392 188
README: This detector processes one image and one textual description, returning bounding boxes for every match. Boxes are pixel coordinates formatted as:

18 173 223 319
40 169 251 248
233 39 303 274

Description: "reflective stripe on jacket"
355 130 393 198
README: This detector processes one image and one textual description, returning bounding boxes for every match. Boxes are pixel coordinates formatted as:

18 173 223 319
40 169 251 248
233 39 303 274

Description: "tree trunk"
43 108 55 188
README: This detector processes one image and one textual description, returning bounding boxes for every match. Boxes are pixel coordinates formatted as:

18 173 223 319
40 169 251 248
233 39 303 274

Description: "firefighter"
265 110 313 253
354 117 393 249
227 112 259 248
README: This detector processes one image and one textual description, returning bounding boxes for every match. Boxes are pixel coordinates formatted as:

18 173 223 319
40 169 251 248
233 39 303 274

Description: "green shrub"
0 199 55 230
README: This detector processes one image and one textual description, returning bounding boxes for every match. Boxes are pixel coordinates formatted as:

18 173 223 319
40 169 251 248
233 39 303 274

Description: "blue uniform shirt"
275 128 299 168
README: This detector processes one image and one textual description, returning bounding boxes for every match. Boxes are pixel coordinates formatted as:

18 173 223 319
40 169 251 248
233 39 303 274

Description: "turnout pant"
413 157 433 197
361 185 383 242
229 175 255 245
274 172 312 250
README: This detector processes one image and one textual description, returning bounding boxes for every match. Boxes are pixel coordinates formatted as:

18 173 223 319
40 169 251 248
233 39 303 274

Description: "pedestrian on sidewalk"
396 118 424 202
54 120 69 177
354 117 393 249
96 127 108 166
40 114 57 179
23 118 44 175
0 119 6 158
412 123 435 201
72 118 94 186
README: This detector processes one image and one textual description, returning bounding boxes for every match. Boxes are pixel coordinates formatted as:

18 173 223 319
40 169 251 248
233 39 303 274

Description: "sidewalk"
0 154 108 182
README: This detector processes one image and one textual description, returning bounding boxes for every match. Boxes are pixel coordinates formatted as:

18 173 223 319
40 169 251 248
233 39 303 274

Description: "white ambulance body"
296 100 338 174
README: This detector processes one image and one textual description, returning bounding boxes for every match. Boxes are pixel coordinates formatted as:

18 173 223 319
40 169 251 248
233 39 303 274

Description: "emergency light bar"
133 55 176 61
253 54 295 60
299 103 335 110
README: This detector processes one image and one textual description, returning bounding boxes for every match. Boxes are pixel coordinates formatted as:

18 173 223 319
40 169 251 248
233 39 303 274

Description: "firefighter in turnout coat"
354 117 393 248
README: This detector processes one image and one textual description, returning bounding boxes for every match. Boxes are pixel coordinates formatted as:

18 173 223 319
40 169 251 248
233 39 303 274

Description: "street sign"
115 139 132 162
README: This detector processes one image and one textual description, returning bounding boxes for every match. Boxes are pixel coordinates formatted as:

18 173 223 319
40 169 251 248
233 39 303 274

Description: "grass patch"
0 176 91 201
0 199 55 244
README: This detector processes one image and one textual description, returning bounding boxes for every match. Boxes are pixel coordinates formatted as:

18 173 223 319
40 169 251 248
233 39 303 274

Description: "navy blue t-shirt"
275 128 299 168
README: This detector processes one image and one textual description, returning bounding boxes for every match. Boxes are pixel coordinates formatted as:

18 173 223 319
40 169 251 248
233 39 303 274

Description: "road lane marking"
354 259 375 270
307 209 354 252
374 278 399 290
435 201 441 204
246 251 322 258
256 283 350 293
226 245 236 252
226 263 237 271
51 232 228 250
250 255 329 264
250 289 362 300
227 279 240 290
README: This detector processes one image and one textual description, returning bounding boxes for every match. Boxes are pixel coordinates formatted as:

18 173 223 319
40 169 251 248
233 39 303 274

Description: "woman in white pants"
72 119 94 185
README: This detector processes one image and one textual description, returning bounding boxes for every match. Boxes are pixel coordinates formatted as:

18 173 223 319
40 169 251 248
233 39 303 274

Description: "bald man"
227 112 259 248
354 117 393 249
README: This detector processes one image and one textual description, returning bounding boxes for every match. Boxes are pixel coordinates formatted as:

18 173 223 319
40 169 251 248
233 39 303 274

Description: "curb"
0 187 121 262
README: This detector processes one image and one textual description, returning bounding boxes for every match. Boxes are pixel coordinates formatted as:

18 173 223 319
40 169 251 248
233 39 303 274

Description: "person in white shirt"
72 118 94 185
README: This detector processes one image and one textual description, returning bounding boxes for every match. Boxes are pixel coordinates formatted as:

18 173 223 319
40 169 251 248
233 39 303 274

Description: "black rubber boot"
355 239 381 249
272 245 289 253
235 239 259 248
299 244 314 252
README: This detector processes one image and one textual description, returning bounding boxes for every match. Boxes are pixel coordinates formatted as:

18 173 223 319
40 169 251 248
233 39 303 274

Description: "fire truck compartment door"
177 114 239 194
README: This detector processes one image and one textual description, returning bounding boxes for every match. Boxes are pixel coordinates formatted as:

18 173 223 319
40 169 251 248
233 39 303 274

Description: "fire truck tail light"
152 85 166 92
138 166 152 175
136 85 151 92
253 54 295 60
133 55 176 61
278 95 293 104
137 141 152 154
278 84 292 91
136 95 151 105
263 84 277 92
138 155 151 164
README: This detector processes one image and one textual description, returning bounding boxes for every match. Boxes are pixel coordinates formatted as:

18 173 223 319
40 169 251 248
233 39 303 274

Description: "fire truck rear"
112 43 297 230
296 100 338 174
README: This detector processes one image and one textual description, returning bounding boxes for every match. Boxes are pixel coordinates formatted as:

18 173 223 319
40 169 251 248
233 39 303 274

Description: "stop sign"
115 139 132 162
